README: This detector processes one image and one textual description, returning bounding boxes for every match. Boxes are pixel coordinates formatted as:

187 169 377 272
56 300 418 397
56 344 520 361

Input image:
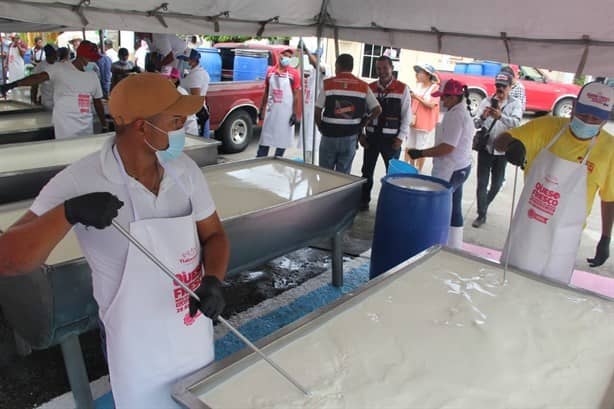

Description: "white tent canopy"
1 0 614 75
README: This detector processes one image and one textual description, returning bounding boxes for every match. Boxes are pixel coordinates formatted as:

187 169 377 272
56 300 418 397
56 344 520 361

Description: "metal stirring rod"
502 166 520 283
111 221 312 397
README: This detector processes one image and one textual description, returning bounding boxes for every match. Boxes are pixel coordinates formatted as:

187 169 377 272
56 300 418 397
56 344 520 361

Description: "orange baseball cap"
109 73 204 126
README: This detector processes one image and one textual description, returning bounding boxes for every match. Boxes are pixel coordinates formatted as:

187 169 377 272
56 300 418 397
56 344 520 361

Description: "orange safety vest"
365 79 407 138
320 72 369 137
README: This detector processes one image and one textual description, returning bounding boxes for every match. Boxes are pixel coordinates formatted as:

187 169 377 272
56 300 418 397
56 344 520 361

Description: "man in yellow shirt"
495 82 613 281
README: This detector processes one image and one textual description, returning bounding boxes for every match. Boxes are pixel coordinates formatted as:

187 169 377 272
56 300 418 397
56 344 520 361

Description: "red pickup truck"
207 43 294 153
438 65 580 117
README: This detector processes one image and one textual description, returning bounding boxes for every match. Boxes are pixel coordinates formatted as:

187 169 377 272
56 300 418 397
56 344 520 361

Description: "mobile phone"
490 98 499 109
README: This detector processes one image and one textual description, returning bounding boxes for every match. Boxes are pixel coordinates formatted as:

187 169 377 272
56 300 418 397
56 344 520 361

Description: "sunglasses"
495 84 509 90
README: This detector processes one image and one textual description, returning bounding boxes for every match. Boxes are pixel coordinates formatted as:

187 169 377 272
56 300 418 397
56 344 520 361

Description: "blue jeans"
257 145 285 157
318 134 358 174
449 164 472 227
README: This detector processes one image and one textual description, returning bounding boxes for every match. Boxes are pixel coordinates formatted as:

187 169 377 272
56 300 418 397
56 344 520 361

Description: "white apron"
53 91 94 139
298 67 321 153
103 148 214 408
7 45 25 81
260 70 295 149
501 126 594 283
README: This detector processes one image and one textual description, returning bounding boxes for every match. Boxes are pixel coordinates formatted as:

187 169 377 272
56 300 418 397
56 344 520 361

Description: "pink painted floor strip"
461 242 614 298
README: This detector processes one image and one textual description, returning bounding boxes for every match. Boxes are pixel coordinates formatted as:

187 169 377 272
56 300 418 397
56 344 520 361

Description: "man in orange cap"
1 40 106 139
0 73 229 408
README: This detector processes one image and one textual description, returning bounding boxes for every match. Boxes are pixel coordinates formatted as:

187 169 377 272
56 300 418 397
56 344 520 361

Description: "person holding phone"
471 71 522 228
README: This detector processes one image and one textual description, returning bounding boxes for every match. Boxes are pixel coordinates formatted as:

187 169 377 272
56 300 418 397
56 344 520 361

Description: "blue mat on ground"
215 262 370 360
94 262 370 409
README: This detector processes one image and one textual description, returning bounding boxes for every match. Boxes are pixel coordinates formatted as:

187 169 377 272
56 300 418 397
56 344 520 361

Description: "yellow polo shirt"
508 116 614 217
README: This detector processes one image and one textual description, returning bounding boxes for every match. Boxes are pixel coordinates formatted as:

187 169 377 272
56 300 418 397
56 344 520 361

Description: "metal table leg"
60 335 94 409
332 230 343 287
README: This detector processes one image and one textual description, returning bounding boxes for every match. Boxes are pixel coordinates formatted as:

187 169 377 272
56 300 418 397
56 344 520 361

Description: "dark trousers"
476 150 508 218
257 145 285 158
450 164 472 227
360 136 401 205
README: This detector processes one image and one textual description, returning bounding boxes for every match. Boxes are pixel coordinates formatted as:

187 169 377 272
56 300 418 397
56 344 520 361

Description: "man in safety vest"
495 82 613 282
315 54 381 174
359 55 411 210
0 73 229 408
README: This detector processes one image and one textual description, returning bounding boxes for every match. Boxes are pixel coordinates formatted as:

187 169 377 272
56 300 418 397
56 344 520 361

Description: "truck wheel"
220 110 253 153
467 90 485 116
553 98 574 118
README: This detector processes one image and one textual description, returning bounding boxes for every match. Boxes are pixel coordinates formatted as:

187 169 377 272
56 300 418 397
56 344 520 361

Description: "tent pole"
574 35 590 84
299 36 306 162
333 27 339 59
311 35 322 164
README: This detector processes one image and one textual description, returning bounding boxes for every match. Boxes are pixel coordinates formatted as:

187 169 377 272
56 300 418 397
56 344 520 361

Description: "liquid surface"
0 101 35 112
204 162 354 219
0 160 357 264
196 251 614 409
388 176 447 191
0 111 53 133
0 134 213 173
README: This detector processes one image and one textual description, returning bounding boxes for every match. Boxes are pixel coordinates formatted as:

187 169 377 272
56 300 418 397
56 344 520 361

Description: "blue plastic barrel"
482 61 502 77
196 48 222 82
466 63 484 76
370 174 452 279
454 63 468 74
233 49 269 81
387 159 418 176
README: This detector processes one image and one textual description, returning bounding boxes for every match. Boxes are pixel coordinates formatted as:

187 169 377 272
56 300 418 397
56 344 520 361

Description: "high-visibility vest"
365 79 406 138
320 72 369 137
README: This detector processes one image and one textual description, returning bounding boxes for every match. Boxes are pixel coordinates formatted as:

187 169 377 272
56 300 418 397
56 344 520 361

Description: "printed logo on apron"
272 88 284 103
78 94 91 113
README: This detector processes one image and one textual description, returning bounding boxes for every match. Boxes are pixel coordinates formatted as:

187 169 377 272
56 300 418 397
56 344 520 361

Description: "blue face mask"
569 116 601 140
145 121 186 163
280 57 291 67
84 62 96 72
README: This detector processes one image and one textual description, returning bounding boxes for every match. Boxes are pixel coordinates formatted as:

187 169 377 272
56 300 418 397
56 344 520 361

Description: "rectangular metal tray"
172 246 614 409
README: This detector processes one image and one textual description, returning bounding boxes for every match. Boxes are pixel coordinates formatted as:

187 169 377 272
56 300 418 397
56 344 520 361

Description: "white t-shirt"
432 101 474 181
181 65 210 98
30 136 216 315
105 48 118 63
46 63 103 139
33 60 63 110
152 34 187 69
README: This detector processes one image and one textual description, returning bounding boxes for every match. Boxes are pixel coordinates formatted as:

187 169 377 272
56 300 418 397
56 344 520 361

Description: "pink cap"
432 78 466 97
161 66 181 80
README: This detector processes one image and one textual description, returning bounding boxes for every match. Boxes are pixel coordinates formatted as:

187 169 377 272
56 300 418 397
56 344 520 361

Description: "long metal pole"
110 220 311 397
299 37 306 162
311 36 322 165
502 166 520 282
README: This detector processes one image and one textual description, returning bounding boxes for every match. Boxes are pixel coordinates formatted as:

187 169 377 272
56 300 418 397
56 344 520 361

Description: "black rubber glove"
289 113 299 126
505 139 526 168
408 148 423 159
64 192 124 229
189 275 225 320
587 235 610 267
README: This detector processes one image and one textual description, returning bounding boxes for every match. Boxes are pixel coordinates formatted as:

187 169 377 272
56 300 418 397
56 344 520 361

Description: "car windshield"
520 66 544 82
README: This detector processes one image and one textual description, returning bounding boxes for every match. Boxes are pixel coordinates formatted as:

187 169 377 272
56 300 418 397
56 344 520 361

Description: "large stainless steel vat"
0 158 364 408
0 133 220 204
